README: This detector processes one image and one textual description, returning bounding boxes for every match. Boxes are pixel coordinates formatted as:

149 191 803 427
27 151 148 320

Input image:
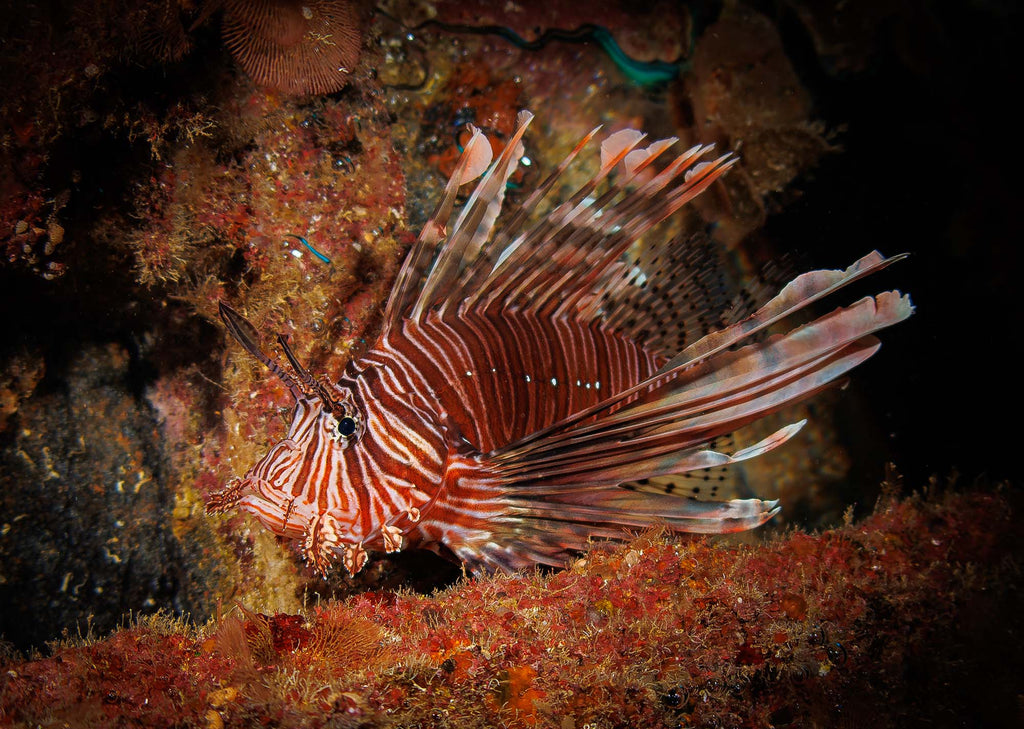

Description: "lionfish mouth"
209 475 306 539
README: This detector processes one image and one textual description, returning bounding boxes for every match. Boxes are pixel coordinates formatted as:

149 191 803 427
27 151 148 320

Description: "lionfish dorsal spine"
452 130 714 320
411 111 534 322
381 123 493 334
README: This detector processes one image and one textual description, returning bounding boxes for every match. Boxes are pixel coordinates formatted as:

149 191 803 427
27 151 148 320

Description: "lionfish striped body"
210 111 912 575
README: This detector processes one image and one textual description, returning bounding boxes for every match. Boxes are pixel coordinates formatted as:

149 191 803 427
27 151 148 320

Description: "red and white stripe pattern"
211 111 912 575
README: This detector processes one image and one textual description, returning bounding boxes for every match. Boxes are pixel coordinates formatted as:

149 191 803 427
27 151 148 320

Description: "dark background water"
762 0 1019 488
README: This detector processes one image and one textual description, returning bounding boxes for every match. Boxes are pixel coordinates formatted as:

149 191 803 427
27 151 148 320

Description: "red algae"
1 486 1019 728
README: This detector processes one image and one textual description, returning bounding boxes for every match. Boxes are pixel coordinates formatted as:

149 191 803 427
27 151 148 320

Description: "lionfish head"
235 383 362 530
211 303 387 575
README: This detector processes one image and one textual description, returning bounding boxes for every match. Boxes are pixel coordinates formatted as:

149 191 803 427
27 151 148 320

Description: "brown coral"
135 0 196 63
222 0 363 95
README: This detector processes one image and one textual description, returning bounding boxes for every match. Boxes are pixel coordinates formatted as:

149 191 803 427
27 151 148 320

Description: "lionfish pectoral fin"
453 272 912 573
303 512 344 576
657 250 910 375
435 476 783 575
520 491 783 536
623 431 766 501
429 423 799 574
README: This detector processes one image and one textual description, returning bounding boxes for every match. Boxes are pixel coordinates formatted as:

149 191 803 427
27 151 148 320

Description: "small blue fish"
285 234 331 264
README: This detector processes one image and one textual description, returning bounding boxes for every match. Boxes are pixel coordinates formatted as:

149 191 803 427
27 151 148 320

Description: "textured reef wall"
1 487 1020 728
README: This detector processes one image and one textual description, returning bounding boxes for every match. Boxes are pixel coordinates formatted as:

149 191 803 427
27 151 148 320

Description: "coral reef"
0 0 223 278
1 487 1020 727
0 0 1020 724
0 347 44 434
391 0 693 66
680 3 835 248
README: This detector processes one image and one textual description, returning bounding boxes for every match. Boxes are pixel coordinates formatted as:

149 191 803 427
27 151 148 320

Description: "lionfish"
209 111 912 576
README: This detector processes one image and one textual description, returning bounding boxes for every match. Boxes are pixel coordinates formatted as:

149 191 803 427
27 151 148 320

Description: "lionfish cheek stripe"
212 110 911 576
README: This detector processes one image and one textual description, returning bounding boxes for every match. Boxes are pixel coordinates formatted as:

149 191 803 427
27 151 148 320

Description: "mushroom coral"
222 0 363 95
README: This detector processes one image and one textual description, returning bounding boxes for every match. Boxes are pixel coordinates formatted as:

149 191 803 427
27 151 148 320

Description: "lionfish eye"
336 416 357 438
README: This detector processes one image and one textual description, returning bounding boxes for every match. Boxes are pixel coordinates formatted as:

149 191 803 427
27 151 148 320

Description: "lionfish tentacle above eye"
213 110 912 576
218 302 305 400
276 332 342 409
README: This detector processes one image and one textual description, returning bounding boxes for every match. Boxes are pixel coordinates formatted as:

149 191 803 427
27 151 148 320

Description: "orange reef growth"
1 485 1019 728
